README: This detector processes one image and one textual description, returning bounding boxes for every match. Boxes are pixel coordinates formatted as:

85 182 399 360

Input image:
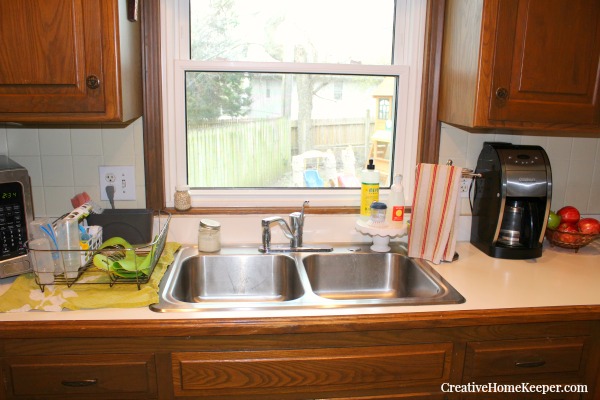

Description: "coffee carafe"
498 199 525 246
470 143 552 259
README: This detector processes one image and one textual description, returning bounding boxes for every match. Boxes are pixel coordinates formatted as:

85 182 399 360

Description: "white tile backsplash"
71 125 104 155
41 156 74 186
7 126 40 156
440 123 600 215
38 126 71 155
0 118 146 218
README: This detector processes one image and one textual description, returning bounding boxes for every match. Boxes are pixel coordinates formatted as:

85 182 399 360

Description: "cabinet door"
0 1 106 114
172 344 453 399
489 0 600 126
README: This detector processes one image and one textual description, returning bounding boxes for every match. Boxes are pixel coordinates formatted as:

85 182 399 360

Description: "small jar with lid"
368 201 387 226
174 185 191 211
198 219 221 252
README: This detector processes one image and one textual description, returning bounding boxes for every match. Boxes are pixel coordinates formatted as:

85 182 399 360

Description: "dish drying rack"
28 212 170 292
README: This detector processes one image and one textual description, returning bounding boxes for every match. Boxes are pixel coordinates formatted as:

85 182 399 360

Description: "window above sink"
159 0 427 210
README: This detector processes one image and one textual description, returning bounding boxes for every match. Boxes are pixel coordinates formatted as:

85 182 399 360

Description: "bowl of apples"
545 206 600 252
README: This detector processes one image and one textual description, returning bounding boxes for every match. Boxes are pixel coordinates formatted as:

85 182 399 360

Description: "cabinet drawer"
2 353 157 398
173 344 453 398
464 336 588 380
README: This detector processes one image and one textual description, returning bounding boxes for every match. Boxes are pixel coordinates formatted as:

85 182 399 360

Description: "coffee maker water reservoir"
470 142 552 259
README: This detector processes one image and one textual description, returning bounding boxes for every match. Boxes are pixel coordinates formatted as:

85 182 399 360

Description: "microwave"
0 156 34 278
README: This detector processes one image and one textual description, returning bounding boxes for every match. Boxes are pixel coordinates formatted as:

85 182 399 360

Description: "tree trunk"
295 45 313 154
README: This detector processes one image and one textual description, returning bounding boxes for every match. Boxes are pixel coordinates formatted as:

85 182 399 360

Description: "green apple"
547 210 561 230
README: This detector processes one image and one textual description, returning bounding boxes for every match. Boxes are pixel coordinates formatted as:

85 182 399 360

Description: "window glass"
160 0 425 207
190 0 395 65
187 0 400 189
186 72 397 188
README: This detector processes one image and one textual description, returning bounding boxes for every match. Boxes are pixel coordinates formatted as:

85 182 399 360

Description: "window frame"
141 0 443 213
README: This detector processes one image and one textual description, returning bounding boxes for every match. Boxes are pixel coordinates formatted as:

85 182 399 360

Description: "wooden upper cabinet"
439 0 600 132
0 0 142 123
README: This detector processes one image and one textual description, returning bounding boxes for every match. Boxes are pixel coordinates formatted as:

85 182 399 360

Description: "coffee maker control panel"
498 149 547 170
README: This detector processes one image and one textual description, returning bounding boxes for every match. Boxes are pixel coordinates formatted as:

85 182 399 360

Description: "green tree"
187 0 252 122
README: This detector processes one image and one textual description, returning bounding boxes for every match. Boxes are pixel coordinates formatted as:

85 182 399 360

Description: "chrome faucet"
259 201 332 253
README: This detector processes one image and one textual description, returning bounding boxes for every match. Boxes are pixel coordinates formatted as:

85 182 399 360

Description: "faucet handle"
289 201 309 247
301 200 309 218
290 200 309 223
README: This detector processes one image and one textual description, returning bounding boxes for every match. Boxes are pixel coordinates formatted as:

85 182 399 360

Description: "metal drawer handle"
86 75 101 89
515 360 546 368
61 379 98 387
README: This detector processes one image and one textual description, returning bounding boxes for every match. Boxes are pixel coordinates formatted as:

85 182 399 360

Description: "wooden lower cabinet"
457 336 591 400
0 319 598 400
1 353 157 399
172 344 453 399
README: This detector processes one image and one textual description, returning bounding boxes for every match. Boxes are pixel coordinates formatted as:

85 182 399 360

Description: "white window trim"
161 0 426 209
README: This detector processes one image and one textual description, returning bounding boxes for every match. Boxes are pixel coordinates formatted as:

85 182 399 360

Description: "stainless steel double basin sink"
150 245 465 312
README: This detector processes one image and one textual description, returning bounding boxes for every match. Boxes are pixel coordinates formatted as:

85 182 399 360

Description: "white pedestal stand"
355 219 409 252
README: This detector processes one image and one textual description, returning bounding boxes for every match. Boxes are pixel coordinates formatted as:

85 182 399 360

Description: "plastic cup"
56 218 81 279
29 238 55 285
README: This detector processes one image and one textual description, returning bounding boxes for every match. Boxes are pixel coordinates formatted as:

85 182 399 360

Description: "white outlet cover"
99 166 136 201
459 177 470 198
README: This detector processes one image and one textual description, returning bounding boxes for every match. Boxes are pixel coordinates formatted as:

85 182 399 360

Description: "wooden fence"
187 118 291 187
187 117 375 187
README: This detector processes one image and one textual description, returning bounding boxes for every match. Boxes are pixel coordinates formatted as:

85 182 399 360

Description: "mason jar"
198 219 221 252
174 185 191 211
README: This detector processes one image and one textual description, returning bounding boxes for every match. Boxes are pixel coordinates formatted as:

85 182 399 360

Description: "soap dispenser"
360 159 380 219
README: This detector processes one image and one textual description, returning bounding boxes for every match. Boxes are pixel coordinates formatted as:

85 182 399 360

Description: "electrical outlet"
459 177 471 198
99 166 136 201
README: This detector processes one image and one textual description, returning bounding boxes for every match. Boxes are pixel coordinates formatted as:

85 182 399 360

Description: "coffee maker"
470 142 552 259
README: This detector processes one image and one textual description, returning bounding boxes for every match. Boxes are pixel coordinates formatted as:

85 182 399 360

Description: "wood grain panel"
488 0 600 125
464 336 588 379
172 344 453 397
0 0 78 85
0 0 141 122
2 353 157 397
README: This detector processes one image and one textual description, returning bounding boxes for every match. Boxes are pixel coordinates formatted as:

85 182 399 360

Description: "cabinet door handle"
495 87 509 100
61 379 98 387
515 360 546 368
86 75 101 89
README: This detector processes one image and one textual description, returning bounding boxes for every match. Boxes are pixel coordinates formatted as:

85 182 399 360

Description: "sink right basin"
303 253 443 300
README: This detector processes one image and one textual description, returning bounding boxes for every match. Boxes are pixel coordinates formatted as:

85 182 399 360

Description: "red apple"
556 222 579 243
557 206 580 225
557 222 578 233
578 218 600 235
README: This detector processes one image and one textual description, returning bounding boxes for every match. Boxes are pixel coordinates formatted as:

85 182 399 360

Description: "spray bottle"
385 174 406 227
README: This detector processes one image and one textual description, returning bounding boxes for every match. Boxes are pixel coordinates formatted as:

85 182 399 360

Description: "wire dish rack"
27 212 171 292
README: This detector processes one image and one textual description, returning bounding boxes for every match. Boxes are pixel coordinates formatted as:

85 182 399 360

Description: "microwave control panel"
0 181 28 261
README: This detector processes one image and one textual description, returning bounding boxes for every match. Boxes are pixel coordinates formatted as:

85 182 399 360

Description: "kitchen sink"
150 246 465 312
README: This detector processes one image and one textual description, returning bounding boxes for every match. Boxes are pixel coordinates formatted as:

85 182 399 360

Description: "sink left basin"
168 254 304 303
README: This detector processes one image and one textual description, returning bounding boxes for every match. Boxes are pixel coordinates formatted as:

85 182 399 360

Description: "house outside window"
161 0 426 208
378 98 390 120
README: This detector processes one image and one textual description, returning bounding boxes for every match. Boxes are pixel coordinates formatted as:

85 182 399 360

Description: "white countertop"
1 240 599 322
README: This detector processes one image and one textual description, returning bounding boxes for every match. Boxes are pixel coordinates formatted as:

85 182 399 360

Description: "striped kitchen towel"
408 163 462 264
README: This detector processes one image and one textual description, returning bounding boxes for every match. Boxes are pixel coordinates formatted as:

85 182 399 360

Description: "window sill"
167 206 360 215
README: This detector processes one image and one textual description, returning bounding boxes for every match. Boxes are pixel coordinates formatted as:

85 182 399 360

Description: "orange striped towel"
408 163 462 264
